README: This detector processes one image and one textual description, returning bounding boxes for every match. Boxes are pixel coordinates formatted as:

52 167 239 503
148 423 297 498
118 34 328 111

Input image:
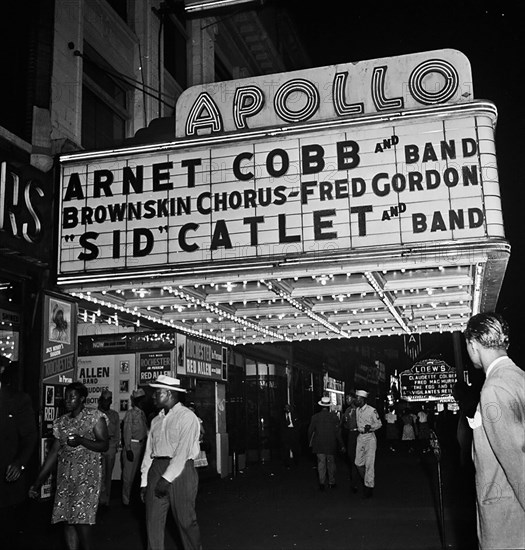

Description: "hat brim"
150 383 187 393
318 400 331 406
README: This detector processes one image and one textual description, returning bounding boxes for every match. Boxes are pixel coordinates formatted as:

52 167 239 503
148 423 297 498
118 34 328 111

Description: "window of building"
81 43 129 150
164 12 188 89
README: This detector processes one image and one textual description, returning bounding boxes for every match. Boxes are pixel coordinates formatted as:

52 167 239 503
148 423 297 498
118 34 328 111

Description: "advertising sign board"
399 359 457 402
58 107 501 276
175 49 473 137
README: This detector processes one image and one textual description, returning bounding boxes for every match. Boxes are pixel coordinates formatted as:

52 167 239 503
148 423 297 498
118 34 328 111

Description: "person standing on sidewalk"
279 404 301 468
97 390 120 508
355 390 382 498
341 393 359 493
140 375 202 550
29 382 109 550
308 396 345 490
464 312 525 550
0 358 37 550
122 388 148 506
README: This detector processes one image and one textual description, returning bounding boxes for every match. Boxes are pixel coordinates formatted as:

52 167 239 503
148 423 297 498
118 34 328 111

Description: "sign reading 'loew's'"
58 109 502 275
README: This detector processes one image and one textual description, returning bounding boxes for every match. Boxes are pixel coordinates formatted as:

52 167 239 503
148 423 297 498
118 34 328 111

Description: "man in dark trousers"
308 396 345 490
140 375 202 550
0 358 37 549
279 404 301 468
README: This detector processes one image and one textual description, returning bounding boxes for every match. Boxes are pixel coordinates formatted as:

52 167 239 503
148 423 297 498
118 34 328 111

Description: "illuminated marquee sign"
58 107 502 275
399 359 458 402
175 49 473 137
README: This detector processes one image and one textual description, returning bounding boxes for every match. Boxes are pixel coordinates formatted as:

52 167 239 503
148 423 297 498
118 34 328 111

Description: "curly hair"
464 312 509 351
65 381 88 399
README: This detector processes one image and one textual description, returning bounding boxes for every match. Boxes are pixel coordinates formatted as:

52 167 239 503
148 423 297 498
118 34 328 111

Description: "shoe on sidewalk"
363 487 374 499
329 484 336 489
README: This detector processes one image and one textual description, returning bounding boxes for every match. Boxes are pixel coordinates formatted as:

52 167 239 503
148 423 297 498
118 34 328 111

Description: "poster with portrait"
48 298 72 344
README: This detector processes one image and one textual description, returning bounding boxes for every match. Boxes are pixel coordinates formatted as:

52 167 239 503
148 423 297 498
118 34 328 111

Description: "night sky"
285 0 524 364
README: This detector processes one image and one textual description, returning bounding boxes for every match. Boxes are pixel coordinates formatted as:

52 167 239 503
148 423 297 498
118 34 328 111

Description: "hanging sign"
399 359 457 402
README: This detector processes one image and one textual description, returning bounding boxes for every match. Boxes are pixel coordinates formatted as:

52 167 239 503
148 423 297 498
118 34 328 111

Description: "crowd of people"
1 312 524 550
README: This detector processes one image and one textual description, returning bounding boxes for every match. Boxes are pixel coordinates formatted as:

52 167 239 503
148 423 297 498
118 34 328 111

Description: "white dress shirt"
141 402 200 485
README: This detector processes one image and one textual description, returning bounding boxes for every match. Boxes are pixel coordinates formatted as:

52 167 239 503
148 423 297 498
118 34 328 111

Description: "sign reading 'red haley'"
399 359 458 402
57 49 503 277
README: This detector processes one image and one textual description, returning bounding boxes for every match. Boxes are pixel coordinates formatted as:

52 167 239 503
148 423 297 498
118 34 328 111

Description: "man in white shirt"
140 375 202 550
464 312 525 550
354 389 382 498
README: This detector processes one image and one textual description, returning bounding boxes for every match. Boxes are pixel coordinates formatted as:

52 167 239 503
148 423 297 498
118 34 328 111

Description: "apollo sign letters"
175 49 472 137
57 50 503 278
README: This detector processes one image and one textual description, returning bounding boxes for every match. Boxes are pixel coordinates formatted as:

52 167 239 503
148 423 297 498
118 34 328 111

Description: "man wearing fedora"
140 375 202 550
308 396 345 490
122 388 148 506
355 389 382 498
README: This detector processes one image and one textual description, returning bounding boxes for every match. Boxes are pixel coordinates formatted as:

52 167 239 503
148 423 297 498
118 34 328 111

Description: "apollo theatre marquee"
55 49 509 344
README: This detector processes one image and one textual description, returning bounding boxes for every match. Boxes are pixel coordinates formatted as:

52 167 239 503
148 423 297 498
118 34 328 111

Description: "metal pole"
430 431 447 550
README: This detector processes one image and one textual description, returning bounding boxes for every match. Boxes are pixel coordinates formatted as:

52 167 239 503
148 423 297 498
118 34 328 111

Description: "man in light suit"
464 312 525 550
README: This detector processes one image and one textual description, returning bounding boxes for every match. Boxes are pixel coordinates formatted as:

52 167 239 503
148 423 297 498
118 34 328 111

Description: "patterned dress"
52 407 107 524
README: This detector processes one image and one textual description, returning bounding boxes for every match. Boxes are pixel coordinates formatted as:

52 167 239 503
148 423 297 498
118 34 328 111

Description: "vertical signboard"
40 292 77 498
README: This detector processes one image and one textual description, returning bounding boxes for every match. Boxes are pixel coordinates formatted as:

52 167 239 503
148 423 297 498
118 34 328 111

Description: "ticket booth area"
54 49 509 475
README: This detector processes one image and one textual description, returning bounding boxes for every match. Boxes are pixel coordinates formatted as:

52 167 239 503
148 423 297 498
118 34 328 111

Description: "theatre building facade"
1 1 509 481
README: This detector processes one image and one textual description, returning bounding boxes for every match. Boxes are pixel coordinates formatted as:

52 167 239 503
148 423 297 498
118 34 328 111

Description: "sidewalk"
20 445 477 550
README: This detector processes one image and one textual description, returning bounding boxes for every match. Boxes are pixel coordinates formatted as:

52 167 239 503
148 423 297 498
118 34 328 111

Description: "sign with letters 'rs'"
399 359 458 402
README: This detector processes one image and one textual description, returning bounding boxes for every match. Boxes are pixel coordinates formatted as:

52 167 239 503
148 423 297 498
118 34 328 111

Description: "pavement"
18 442 478 550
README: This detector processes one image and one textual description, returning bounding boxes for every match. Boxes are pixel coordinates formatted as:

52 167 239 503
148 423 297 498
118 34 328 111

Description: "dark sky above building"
284 0 524 363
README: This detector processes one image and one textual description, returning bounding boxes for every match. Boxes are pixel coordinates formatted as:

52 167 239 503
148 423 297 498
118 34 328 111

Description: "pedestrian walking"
97 390 120 508
355 390 382 498
384 406 399 452
464 312 525 550
401 408 417 454
122 388 148 506
140 374 202 550
416 406 431 453
341 393 359 492
29 382 109 550
279 404 301 468
308 396 345 490
0 358 38 550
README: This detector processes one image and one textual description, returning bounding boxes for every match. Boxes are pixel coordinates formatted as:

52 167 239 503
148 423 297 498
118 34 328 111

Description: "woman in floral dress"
29 382 108 550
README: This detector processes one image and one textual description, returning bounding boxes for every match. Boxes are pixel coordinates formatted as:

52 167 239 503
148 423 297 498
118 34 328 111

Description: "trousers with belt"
145 457 202 550
122 439 146 505
355 432 377 488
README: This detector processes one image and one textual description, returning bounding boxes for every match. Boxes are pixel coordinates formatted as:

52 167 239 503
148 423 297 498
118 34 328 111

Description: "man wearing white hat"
308 396 345 490
122 388 148 506
355 390 382 498
140 375 202 550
